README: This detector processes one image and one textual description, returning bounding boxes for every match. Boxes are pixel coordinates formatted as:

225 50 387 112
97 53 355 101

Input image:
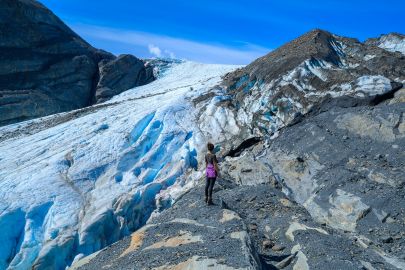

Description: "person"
205 142 219 205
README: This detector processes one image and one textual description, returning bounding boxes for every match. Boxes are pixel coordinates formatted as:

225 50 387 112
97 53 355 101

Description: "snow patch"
364 54 376 61
355 75 392 96
376 34 405 55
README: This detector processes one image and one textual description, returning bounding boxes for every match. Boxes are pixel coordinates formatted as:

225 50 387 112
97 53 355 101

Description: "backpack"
206 163 217 178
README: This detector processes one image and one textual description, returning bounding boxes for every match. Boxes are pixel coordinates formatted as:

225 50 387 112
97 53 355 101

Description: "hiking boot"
207 197 213 205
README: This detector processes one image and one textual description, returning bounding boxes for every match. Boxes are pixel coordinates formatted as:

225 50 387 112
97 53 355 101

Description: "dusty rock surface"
73 164 403 270
71 182 260 270
220 100 405 269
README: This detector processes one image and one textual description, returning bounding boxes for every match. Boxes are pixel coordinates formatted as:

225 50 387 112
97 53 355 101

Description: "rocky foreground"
72 86 405 269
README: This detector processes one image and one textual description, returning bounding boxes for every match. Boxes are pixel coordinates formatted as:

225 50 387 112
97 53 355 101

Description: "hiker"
205 142 219 205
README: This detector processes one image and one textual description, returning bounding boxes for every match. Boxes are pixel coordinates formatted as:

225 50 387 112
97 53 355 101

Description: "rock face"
0 0 154 126
74 119 405 270
95 55 155 103
219 99 405 269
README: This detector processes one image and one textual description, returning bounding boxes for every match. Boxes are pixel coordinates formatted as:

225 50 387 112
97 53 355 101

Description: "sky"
40 0 404 64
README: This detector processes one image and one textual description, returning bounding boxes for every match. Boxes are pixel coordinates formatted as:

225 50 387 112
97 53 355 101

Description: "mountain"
0 0 154 126
1 20 405 270
222 29 404 136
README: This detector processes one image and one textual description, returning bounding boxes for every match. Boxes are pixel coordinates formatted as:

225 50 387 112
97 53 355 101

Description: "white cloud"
148 44 162 57
148 45 176 59
70 23 271 64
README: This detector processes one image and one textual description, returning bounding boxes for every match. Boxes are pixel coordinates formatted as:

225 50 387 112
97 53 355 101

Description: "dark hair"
207 142 214 151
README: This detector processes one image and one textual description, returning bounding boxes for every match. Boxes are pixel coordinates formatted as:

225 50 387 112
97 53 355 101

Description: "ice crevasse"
0 61 240 270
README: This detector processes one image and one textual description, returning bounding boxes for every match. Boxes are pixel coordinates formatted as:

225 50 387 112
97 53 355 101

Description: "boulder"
95 54 155 103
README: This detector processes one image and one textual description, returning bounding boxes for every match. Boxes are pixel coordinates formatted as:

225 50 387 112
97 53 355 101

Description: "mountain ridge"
221 28 404 137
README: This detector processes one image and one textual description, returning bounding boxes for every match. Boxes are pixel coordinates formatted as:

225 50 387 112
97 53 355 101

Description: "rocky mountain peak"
221 29 404 136
242 29 341 80
384 32 405 39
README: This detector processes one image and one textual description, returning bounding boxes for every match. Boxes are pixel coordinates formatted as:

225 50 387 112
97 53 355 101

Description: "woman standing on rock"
205 142 219 205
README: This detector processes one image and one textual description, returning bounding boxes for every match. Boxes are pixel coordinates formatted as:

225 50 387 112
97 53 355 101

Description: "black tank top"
205 153 218 165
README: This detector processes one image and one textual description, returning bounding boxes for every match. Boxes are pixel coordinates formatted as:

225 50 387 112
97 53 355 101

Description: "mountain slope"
0 0 154 126
222 29 405 136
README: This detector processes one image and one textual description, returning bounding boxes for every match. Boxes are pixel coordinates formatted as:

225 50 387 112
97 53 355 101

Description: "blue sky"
40 0 404 64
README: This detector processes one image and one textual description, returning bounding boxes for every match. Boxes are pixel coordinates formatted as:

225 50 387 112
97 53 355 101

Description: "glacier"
0 61 240 270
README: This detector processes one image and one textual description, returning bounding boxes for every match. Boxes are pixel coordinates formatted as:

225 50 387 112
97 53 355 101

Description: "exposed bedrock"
0 0 155 126
219 100 405 269
95 55 155 103
366 33 405 55
71 184 261 270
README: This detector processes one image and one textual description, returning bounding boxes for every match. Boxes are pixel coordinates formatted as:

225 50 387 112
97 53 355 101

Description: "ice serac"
0 61 238 270
0 0 154 126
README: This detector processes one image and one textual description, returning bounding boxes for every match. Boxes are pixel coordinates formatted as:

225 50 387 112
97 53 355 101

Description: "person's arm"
213 154 220 176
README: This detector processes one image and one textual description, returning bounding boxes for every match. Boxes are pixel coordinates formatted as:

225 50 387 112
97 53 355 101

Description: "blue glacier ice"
0 61 240 269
